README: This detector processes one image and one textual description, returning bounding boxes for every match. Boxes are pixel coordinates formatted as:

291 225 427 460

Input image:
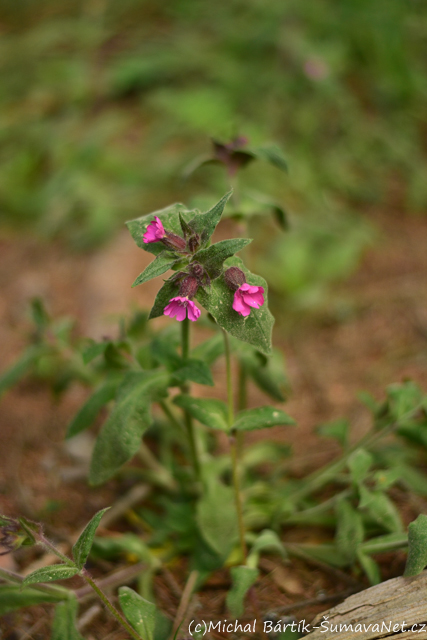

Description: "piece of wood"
308 571 427 640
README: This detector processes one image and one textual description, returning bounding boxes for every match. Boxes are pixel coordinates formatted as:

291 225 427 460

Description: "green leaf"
295 544 348 568
249 529 287 560
132 251 180 287
317 419 349 449
188 191 232 245
173 359 214 386
23 565 79 587
66 380 119 439
150 336 181 369
72 508 110 569
0 585 64 615
347 448 373 484
335 498 364 562
30 298 50 330
89 371 169 485
236 346 287 402
119 586 157 640
197 482 239 558
357 550 381 585
82 340 110 364
404 514 427 576
0 345 45 397
126 203 196 255
148 279 178 320
196 256 274 356
51 596 85 640
232 406 295 432
173 395 228 431
192 238 251 279
252 144 288 173
245 191 289 230
359 486 403 532
191 333 224 365
226 566 258 617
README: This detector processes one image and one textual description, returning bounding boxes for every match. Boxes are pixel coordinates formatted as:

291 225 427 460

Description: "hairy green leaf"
66 379 119 439
232 406 295 432
0 345 45 398
348 448 373 485
357 550 381 585
126 204 196 255
196 256 274 355
82 340 110 364
335 498 364 562
226 566 258 617
119 586 157 640
252 144 288 173
72 507 110 569
173 359 214 386
404 514 427 576
23 565 78 587
148 279 179 320
197 482 238 558
359 486 403 533
51 596 85 640
132 251 180 287
188 191 232 245
192 238 251 279
0 585 64 616
89 371 169 485
173 395 228 431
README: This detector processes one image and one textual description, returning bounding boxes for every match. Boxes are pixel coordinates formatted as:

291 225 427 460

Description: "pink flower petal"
143 216 165 243
233 290 251 317
187 300 201 322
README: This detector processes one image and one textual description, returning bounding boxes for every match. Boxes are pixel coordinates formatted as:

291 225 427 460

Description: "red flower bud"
224 266 246 291
178 275 199 299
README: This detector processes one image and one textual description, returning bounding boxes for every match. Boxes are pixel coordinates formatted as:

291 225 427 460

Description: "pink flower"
143 216 165 243
232 283 264 317
164 297 201 322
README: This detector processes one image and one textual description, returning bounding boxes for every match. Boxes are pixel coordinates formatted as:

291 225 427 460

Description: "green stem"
81 569 144 640
138 442 176 491
223 330 247 561
181 318 201 480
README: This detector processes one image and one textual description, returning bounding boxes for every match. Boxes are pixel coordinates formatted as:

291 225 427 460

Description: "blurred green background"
0 0 426 302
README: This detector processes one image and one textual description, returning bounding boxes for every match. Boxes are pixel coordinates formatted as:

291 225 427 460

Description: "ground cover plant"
1 192 427 638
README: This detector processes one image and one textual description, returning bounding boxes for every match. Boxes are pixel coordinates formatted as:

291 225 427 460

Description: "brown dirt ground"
0 207 427 639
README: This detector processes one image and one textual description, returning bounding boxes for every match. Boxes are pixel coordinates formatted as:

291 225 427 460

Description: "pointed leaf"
188 191 232 245
173 395 228 431
335 498 364 562
82 340 110 365
232 406 295 432
359 486 403 532
236 345 287 402
357 550 381 585
196 256 274 356
23 565 78 587
0 585 64 616
126 204 196 255
404 514 427 576
317 419 349 449
250 529 287 558
89 371 169 485
348 448 373 485
252 145 288 172
119 586 157 640
192 238 251 279
132 251 180 288
66 380 119 439
51 596 85 640
148 279 178 320
226 566 258 617
72 508 110 569
197 482 238 558
0 345 45 398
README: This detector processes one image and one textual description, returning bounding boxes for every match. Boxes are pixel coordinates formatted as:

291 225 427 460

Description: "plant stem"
181 318 201 480
81 568 144 640
223 329 247 561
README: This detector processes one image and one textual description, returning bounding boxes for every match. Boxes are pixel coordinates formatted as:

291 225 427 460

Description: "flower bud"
188 234 201 253
162 231 187 252
178 275 199 299
224 266 246 291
